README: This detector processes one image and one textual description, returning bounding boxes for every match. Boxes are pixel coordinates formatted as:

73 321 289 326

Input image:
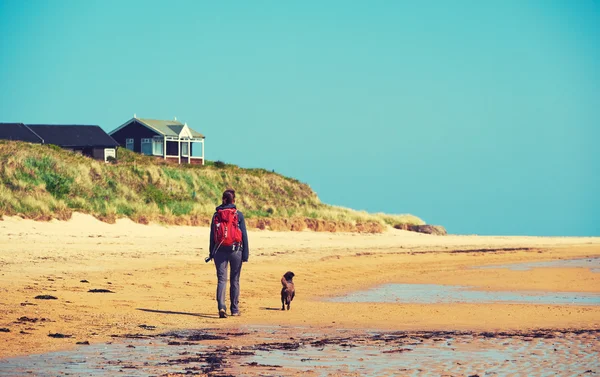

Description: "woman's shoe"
219 309 227 318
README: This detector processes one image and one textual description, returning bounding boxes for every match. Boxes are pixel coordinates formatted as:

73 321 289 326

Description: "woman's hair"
222 189 235 204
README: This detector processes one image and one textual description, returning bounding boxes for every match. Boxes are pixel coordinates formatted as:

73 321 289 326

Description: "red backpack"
213 208 242 247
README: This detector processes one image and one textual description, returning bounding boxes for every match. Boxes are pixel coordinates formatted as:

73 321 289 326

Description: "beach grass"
0 141 424 232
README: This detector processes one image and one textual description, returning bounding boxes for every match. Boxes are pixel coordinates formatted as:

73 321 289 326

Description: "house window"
104 148 116 163
181 142 189 157
141 138 152 155
152 138 163 156
126 138 134 151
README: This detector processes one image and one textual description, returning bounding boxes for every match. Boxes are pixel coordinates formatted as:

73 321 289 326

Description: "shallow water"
475 256 600 273
328 283 600 305
328 257 600 306
0 338 206 377
0 329 598 377
251 332 600 377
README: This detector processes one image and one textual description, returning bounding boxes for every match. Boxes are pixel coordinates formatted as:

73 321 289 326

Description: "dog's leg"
281 294 285 310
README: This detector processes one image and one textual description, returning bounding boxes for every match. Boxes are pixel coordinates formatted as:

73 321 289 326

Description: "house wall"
70 147 95 160
91 148 105 161
57 147 112 161
110 121 160 153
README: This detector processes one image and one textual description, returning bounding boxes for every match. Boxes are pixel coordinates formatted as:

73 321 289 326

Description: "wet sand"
0 213 599 374
2 327 599 376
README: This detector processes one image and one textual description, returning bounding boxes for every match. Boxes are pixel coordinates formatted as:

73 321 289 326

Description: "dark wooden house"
0 123 119 162
109 116 205 164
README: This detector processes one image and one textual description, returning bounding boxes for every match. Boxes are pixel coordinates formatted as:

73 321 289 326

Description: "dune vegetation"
0 141 424 232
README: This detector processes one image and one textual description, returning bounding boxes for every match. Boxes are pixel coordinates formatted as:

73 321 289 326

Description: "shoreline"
0 213 599 359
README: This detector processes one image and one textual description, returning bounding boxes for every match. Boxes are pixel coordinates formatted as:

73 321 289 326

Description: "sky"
0 0 598 236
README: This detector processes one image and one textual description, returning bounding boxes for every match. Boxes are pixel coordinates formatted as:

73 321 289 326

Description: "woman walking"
209 189 249 318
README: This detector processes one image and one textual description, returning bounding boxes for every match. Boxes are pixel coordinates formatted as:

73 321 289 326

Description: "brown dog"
281 271 295 310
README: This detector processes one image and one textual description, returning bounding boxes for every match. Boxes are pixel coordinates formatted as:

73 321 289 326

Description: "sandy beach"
1 213 599 375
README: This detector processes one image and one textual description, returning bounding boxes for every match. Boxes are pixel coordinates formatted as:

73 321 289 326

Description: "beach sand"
0 213 599 374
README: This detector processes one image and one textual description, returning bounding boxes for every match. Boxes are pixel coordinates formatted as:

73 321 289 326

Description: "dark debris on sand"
160 330 229 342
223 331 250 337
48 333 72 338
187 333 228 341
254 341 302 351
160 373 235 377
382 348 413 353
111 333 154 339
245 361 282 368
229 349 255 356
16 316 51 323
88 289 114 293
34 295 57 300
165 351 230 375
407 247 535 256
168 341 197 346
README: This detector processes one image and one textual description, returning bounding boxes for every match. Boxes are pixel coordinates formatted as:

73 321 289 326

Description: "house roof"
111 117 205 139
26 125 119 148
137 118 205 138
0 123 44 143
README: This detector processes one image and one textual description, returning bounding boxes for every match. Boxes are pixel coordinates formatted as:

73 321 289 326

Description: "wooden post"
178 138 181 164
163 137 166 160
201 139 205 165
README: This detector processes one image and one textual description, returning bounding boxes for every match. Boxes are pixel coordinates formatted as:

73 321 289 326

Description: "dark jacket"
209 203 249 262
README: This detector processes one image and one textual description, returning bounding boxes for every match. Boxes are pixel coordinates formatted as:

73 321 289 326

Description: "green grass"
0 141 425 231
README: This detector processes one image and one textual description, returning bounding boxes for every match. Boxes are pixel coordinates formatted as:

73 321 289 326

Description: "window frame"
181 142 189 157
104 148 116 163
141 138 153 155
152 137 164 156
125 138 134 151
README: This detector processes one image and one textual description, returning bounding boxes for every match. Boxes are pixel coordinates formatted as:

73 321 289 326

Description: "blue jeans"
214 247 242 314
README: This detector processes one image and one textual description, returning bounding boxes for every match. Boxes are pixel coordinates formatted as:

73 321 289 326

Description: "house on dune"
109 116 205 165
0 123 119 162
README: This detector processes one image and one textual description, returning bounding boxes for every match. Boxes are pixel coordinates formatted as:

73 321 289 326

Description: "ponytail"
222 190 235 205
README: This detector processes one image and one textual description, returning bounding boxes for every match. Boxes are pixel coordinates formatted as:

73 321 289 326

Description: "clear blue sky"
1 1 598 236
